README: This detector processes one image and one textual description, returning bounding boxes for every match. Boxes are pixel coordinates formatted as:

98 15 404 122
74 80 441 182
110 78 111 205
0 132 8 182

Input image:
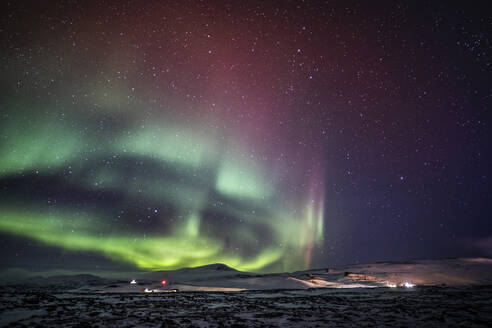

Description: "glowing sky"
0 1 491 273
0 107 324 272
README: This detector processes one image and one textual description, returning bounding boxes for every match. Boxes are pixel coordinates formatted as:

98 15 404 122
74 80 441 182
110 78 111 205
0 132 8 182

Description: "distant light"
161 280 167 285
403 282 414 288
144 288 152 293
130 279 137 284
386 282 397 288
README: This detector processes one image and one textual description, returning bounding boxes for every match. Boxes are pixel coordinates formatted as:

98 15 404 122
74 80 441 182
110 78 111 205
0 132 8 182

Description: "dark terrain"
1 285 491 327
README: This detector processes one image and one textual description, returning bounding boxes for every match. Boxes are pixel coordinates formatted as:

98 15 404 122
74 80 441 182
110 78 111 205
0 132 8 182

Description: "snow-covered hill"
67 257 492 293
2 258 491 292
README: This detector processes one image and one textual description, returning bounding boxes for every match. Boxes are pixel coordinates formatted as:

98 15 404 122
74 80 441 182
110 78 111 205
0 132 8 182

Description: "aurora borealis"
0 107 324 272
1 1 491 274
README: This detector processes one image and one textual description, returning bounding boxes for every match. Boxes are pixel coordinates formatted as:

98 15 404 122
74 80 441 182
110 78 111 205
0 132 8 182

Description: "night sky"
0 1 491 274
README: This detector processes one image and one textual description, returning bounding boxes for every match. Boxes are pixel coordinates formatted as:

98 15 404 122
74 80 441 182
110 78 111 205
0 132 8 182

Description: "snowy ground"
1 285 492 327
2 258 492 327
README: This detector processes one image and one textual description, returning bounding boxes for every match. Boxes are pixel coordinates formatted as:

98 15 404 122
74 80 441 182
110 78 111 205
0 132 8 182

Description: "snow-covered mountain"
3 258 491 292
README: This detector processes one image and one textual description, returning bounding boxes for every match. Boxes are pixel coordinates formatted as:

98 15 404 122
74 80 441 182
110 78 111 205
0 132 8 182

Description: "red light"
161 280 167 285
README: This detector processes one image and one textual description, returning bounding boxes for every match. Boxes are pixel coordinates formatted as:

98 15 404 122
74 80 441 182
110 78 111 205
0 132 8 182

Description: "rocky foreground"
1 285 492 327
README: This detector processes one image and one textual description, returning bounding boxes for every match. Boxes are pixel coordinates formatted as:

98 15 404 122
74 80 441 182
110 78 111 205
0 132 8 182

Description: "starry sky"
0 1 491 274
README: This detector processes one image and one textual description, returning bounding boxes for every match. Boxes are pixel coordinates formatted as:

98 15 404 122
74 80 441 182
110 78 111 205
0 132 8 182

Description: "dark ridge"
179 263 238 272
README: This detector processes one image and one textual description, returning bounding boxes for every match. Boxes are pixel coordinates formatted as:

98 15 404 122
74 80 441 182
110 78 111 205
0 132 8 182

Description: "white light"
403 282 414 288
386 282 397 288
144 288 152 293
130 279 137 284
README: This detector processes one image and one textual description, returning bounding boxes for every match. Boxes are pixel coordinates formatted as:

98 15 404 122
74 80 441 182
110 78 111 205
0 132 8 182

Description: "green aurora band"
0 111 324 272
